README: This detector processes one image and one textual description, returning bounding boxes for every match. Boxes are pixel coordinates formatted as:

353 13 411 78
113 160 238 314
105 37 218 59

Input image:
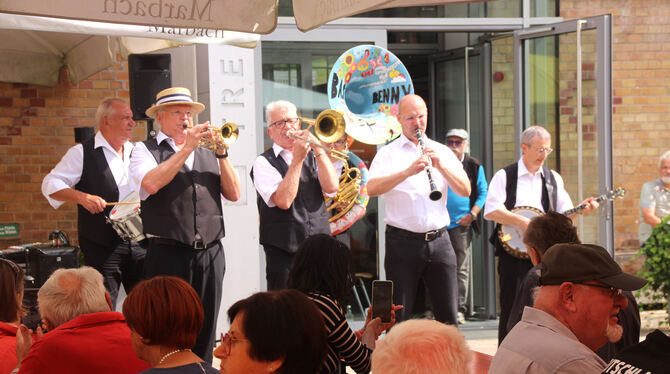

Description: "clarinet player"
367 94 471 324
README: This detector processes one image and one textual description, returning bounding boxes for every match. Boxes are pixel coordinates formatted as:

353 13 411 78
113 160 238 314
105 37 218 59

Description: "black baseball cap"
540 243 648 291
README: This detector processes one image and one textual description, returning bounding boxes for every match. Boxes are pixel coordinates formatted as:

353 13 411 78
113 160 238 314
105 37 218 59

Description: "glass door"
430 44 497 319
513 15 614 252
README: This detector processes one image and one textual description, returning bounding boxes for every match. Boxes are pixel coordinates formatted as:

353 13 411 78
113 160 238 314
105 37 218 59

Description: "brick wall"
0 54 144 247
563 0 670 250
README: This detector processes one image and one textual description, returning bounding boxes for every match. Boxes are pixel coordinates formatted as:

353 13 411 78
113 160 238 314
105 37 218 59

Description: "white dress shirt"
252 143 297 208
368 133 466 232
129 131 196 201
42 132 134 209
484 159 573 217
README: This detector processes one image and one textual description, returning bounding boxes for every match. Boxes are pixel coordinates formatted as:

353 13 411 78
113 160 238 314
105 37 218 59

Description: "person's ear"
528 247 541 266
105 291 113 311
558 282 578 312
267 358 284 373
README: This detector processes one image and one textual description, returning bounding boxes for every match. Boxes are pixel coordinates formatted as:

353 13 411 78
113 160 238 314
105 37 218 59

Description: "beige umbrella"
1 0 489 34
0 13 260 86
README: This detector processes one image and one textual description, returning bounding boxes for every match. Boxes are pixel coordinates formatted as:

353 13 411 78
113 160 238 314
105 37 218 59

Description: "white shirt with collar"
368 133 465 233
252 143 299 208
129 131 196 201
484 158 573 217
41 131 134 209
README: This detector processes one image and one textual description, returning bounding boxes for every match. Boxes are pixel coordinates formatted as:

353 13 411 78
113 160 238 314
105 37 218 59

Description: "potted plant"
638 214 670 323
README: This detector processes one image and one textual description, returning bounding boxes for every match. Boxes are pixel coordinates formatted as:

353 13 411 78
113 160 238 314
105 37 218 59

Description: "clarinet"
415 129 443 201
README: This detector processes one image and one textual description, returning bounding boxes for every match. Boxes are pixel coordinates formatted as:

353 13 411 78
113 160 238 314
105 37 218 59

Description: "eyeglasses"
446 139 464 147
167 110 192 118
269 118 299 129
217 332 248 357
401 113 427 122
533 147 553 155
573 282 622 298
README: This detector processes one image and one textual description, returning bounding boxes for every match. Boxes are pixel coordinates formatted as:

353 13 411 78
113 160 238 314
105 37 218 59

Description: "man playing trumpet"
129 87 240 363
368 94 471 325
251 100 339 290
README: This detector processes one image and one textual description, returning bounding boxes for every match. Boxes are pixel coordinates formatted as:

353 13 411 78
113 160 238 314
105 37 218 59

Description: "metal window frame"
513 14 614 254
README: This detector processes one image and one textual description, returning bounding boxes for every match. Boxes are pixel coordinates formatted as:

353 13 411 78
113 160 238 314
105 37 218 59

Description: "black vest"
251 148 330 254
489 162 558 255
74 137 121 246
140 139 225 245
462 154 483 234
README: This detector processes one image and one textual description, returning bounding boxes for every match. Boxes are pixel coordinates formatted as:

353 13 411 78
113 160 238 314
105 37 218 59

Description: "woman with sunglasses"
123 276 219 373
1 258 28 374
214 289 327 374
287 234 400 374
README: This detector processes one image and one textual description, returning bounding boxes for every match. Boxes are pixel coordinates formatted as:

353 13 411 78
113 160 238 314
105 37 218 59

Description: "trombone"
287 109 348 162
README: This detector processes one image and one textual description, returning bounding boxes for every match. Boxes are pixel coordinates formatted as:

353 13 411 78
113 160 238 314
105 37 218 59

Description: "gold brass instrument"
187 121 239 152
287 109 348 162
288 109 363 223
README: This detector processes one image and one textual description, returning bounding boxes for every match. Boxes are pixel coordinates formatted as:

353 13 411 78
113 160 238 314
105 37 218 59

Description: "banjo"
498 187 626 259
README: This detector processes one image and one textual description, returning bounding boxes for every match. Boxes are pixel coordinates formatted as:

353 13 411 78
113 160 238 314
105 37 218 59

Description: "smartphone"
371 280 393 324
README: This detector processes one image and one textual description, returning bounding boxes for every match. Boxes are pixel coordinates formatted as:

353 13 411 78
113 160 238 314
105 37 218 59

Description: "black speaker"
128 54 172 121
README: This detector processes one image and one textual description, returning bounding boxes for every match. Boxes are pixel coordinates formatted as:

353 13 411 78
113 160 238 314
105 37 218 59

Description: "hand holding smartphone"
371 280 393 324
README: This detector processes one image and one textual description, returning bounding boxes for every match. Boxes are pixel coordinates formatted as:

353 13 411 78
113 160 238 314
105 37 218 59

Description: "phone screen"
371 280 393 324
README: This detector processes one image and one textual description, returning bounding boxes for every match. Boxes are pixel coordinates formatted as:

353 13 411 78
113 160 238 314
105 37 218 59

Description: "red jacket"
18 311 149 374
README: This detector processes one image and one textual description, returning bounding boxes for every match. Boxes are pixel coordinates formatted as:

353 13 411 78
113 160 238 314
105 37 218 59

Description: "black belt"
386 225 446 242
148 237 220 250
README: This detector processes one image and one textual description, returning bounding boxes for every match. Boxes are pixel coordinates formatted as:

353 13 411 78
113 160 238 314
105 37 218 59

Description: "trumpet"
416 129 443 201
287 109 348 162
184 121 239 152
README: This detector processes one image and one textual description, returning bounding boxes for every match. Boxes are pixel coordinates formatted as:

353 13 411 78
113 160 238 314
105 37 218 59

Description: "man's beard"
661 176 670 184
605 321 623 343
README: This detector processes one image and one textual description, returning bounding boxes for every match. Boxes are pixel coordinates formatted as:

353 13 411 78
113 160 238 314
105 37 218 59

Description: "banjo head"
499 206 544 259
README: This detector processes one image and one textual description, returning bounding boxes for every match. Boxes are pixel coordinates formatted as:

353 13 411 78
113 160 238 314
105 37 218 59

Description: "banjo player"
483 125 598 345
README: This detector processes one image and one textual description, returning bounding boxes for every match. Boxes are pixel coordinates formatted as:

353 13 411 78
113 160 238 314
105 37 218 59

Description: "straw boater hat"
145 87 205 119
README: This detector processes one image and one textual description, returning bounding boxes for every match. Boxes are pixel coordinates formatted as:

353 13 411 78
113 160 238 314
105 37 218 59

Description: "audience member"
1 259 32 374
14 267 148 374
638 150 670 245
602 329 670 374
213 289 327 374
506 211 581 333
506 212 642 362
371 319 472 374
287 234 398 374
123 276 219 373
489 243 647 374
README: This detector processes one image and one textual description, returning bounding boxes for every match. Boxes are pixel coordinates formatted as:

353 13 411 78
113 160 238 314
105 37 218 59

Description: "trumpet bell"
219 122 239 146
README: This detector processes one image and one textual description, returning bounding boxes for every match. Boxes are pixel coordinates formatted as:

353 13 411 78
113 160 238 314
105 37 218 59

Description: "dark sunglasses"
446 139 463 146
573 282 622 298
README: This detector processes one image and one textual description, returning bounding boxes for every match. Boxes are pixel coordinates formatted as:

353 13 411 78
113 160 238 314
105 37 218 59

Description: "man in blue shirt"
445 129 488 324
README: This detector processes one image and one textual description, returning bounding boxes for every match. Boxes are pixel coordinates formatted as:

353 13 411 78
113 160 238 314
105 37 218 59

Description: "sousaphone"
327 45 414 145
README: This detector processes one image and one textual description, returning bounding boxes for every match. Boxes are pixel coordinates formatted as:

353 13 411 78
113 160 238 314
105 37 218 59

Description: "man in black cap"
489 243 647 374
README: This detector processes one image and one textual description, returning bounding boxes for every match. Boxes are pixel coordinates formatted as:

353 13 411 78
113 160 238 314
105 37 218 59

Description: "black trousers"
78 237 146 309
263 245 294 291
144 241 225 363
385 227 458 325
497 249 532 345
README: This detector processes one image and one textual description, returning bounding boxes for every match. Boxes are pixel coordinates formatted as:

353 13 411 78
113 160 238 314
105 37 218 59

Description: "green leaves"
638 215 670 298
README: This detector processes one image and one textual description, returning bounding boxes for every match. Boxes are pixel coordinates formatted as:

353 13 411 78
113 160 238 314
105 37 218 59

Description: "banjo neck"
560 187 626 216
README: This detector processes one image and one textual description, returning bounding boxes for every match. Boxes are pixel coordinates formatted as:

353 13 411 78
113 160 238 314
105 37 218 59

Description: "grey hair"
265 100 298 124
37 267 110 328
94 98 126 126
521 126 551 145
659 150 670 168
